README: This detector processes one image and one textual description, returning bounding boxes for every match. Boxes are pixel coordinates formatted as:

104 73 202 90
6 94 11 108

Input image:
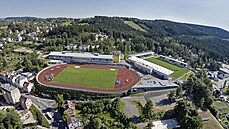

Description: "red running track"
36 64 140 94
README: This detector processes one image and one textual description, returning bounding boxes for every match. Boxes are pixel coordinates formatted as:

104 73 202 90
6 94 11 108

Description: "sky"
1 0 229 30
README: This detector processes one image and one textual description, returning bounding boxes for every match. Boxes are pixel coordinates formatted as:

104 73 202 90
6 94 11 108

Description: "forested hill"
44 16 229 64
5 17 39 21
134 19 229 39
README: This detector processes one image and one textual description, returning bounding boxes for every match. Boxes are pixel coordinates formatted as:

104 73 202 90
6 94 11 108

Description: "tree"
0 111 6 122
3 109 23 129
93 118 102 129
56 94 64 113
62 110 70 123
174 98 202 129
145 121 154 129
157 46 162 54
140 100 154 121
176 86 182 98
168 90 176 102
200 98 205 108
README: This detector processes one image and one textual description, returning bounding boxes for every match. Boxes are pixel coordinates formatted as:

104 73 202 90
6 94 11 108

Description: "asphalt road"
122 96 146 118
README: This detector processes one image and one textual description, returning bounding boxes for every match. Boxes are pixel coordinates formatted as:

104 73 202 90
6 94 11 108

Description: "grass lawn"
153 105 175 113
131 92 148 97
120 101 125 112
133 101 143 114
52 66 118 89
145 57 188 79
203 110 224 129
124 21 147 32
180 71 194 81
75 110 82 119
212 101 229 128
98 113 115 121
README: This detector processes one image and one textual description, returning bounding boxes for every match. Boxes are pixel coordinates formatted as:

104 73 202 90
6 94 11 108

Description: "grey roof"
129 56 173 76
220 68 229 74
49 52 113 59
1 83 17 92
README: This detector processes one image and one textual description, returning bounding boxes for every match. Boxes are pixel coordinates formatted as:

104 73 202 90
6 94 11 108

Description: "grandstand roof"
49 52 113 59
129 56 173 76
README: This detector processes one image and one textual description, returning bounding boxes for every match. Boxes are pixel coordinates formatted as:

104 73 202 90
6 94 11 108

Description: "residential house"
79 44 90 52
0 83 21 104
64 100 82 129
18 110 30 122
68 118 82 129
67 44 78 51
199 112 210 121
95 33 108 41
16 35 23 42
0 43 4 49
20 96 32 110
5 37 12 42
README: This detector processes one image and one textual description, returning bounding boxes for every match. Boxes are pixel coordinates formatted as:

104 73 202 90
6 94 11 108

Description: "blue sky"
1 0 229 30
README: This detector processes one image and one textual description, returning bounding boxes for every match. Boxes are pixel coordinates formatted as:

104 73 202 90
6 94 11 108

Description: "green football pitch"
51 66 118 89
145 57 188 79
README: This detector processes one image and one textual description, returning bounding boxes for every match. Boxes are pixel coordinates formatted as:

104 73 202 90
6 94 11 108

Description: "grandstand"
49 52 115 64
128 56 173 78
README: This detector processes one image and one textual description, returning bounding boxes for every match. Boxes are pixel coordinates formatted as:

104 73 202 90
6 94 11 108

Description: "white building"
79 44 90 52
20 96 32 110
95 33 108 41
68 119 82 129
128 56 173 78
5 37 12 42
0 43 4 49
49 52 114 64
1 83 21 104
11 73 35 93
12 75 28 88
48 60 63 65
66 44 78 51
218 68 229 79
16 35 23 42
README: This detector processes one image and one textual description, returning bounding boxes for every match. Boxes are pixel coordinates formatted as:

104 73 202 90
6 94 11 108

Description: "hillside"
17 16 229 63
120 18 229 61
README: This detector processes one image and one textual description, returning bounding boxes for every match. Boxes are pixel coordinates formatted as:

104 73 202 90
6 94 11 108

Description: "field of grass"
133 100 143 114
124 21 147 32
153 105 175 113
212 101 229 128
120 101 125 112
52 66 118 89
145 57 188 79
98 113 115 121
203 110 224 129
180 71 194 81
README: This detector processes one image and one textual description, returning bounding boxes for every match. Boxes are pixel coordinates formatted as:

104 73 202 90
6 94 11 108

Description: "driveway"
122 96 146 117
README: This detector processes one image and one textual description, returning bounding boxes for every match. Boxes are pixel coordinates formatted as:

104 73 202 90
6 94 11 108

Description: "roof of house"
64 100 76 117
199 112 210 121
220 68 229 74
152 118 180 129
1 83 18 92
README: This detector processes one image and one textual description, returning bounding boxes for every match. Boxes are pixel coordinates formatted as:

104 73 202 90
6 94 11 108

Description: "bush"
30 105 50 128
